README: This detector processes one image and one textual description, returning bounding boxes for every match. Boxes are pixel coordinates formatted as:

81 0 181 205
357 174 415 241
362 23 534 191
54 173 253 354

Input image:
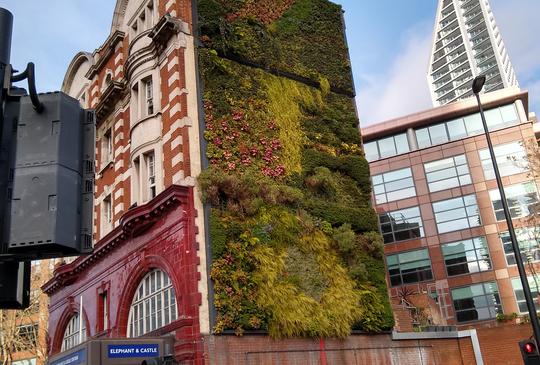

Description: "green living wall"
197 0 394 338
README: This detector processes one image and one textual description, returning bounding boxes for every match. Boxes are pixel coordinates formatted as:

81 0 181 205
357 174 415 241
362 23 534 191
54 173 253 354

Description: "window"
442 237 491 276
372 168 416 204
500 227 540 266
102 128 113 165
424 154 471 192
103 195 112 225
61 313 86 351
414 104 519 149
489 182 539 221
143 77 154 116
15 324 38 352
146 152 156 199
479 142 527 180
379 206 424 244
133 150 159 204
364 133 410 162
132 75 157 121
131 82 139 120
129 0 155 37
511 276 540 313
386 249 433 286
451 282 501 323
99 292 108 332
12 359 36 365
432 194 481 233
127 269 178 337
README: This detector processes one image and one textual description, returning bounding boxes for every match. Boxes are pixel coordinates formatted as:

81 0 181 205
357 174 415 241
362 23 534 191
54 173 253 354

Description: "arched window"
61 312 87 351
127 269 178 337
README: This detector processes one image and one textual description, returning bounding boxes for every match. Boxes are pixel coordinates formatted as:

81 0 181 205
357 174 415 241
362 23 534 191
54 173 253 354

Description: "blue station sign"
49 349 86 365
107 344 160 358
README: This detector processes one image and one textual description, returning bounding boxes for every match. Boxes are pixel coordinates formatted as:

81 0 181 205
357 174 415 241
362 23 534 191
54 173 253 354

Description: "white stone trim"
167 56 179 72
114 160 124 171
114 188 124 200
172 171 185 183
171 135 183 150
114 203 124 215
169 87 185 101
114 132 124 145
169 103 181 118
168 71 180 87
114 65 124 77
171 152 183 167
115 119 124 131
165 0 175 12
115 52 123 65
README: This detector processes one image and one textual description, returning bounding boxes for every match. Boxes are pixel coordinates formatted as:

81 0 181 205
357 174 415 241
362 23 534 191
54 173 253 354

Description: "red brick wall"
45 186 204 364
203 334 475 365
475 322 532 365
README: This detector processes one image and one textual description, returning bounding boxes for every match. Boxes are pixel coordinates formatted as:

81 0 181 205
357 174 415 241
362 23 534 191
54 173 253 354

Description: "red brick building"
44 0 209 363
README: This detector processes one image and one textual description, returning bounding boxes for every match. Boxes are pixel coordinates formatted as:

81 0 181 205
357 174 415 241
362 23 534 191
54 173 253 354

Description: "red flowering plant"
204 99 286 178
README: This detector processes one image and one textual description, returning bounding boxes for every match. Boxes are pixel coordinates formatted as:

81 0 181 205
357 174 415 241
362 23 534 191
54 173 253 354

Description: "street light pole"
472 75 540 347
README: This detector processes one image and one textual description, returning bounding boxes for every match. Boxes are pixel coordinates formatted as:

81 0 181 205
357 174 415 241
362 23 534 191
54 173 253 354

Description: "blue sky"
1 0 539 127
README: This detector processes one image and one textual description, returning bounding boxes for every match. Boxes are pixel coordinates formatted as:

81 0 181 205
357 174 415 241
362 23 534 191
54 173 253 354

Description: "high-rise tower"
428 0 519 106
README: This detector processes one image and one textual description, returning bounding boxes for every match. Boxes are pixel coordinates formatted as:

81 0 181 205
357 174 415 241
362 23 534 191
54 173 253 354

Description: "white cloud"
355 21 433 127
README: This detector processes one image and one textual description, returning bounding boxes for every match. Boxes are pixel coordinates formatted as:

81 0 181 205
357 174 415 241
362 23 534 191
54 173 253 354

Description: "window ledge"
98 160 114 176
130 112 161 134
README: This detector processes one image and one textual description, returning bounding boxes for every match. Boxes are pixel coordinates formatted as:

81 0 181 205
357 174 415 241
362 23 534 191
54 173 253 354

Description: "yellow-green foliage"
266 77 321 174
198 0 394 339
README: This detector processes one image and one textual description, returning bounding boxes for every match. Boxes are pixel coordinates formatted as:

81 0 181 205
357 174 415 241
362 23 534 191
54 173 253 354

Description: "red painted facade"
43 186 204 363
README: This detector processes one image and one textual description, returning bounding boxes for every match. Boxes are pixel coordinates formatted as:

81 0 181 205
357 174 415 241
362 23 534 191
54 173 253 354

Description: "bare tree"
510 138 540 297
0 262 51 365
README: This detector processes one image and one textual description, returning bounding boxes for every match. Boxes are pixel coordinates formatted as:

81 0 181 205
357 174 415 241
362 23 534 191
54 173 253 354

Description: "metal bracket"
11 62 43 113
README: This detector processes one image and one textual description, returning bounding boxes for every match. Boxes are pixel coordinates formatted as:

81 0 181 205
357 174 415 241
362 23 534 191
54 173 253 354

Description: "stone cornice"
95 80 126 122
86 31 126 79
42 185 192 295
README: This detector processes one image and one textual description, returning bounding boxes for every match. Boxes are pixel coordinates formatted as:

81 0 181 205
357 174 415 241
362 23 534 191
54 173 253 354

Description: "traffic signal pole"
0 8 13 256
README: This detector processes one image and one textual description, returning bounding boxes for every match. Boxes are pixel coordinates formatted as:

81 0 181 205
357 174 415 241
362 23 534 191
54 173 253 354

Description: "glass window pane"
500 104 519 124
394 134 410 155
429 124 449 145
452 281 501 322
378 206 424 244
416 128 431 149
127 269 177 337
378 136 397 158
433 195 480 234
443 237 491 277
490 182 539 221
485 108 503 129
464 113 483 135
386 249 433 287
447 118 467 140
364 142 379 162
373 168 416 204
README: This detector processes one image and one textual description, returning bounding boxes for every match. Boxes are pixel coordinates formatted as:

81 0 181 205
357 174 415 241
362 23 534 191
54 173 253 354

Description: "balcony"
475 52 495 66
478 61 497 73
440 17 459 33
432 58 469 83
462 2 480 15
467 18 486 33
469 27 487 40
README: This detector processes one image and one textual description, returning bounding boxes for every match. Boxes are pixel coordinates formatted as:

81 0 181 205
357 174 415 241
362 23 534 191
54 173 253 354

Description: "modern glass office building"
428 0 519 106
363 88 540 328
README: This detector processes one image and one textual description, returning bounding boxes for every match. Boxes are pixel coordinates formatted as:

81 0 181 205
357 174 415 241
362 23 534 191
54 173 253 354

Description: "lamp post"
472 75 540 347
